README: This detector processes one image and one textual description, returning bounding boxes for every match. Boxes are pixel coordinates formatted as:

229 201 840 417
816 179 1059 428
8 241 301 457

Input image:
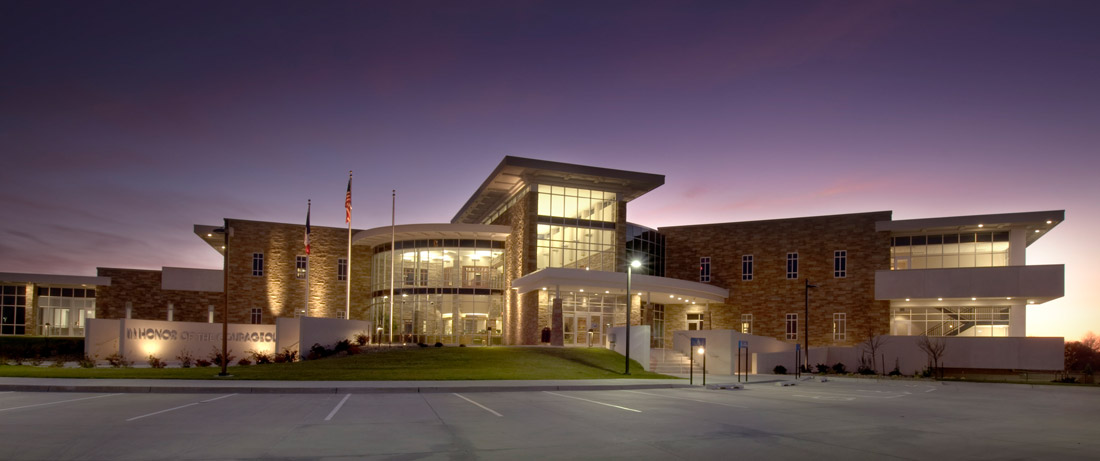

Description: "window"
833 313 846 341
252 253 264 276
687 313 704 331
742 255 753 281
1 285 27 335
651 304 665 348
699 257 711 283
786 313 798 340
740 313 752 334
786 253 798 279
336 311 346 320
890 231 1010 270
250 308 262 325
338 258 347 281
404 268 416 286
834 250 847 278
296 256 308 279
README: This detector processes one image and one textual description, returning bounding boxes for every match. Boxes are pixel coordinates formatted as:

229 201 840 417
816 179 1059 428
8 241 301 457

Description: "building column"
1010 301 1027 337
1008 229 1027 266
167 302 173 322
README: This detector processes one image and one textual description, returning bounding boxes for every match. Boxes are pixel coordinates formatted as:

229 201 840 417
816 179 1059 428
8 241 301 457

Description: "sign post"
738 340 749 383
691 338 706 386
795 343 801 378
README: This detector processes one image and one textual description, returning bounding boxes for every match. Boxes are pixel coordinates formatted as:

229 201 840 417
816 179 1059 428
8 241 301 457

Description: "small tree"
860 327 889 375
917 336 948 379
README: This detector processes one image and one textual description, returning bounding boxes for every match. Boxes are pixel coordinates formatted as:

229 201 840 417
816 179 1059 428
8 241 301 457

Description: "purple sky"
2 1 1097 340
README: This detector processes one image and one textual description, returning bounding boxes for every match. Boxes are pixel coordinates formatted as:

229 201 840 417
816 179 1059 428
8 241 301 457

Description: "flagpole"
305 199 311 318
345 171 352 320
389 190 395 344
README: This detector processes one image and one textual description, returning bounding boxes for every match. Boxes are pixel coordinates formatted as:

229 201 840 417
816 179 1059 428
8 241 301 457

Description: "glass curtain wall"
891 306 1011 337
1 285 27 335
626 223 666 277
535 185 618 271
540 290 621 346
369 238 504 345
891 232 1010 270
36 287 96 336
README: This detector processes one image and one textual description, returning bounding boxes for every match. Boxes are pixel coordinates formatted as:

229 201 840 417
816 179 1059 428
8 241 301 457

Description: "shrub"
333 339 352 354
434 342 443 348
1054 376 1078 384
105 353 132 368
857 365 876 375
831 362 847 374
308 343 329 360
147 355 167 369
249 350 274 365
49 358 66 368
195 359 212 367
355 332 369 346
12 356 24 366
815 363 829 374
176 350 194 368
1085 363 1094 376
773 365 788 375
208 348 236 368
30 356 44 367
417 342 428 348
78 355 97 368
237 358 252 366
889 360 902 376
346 344 361 355
275 348 298 363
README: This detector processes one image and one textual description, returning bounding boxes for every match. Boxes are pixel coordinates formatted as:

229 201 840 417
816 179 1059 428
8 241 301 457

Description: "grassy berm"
0 346 671 380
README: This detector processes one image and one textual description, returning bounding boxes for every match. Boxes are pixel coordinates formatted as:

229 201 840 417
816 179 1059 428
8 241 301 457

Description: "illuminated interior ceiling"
194 224 226 255
353 223 512 247
511 267 728 304
877 210 1064 246
451 156 665 224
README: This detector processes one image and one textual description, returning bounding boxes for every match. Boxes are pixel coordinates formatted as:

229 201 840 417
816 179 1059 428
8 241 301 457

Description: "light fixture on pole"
804 279 817 367
213 221 231 377
625 259 641 375
697 346 706 386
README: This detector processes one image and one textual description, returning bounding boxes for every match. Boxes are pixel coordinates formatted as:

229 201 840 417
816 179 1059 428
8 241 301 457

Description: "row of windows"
700 251 848 282
251 253 347 281
778 312 847 341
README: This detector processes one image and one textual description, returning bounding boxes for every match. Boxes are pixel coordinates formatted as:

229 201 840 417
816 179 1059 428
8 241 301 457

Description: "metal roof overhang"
877 210 1064 246
353 223 512 247
452 156 665 224
511 267 728 304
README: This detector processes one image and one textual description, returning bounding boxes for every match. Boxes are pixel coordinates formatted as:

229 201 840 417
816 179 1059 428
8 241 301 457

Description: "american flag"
345 171 352 223
304 200 311 255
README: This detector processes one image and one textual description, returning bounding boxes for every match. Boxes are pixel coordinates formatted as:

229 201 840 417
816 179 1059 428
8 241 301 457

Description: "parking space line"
453 393 503 417
126 394 238 422
623 390 747 408
543 391 642 413
324 394 351 421
0 393 121 413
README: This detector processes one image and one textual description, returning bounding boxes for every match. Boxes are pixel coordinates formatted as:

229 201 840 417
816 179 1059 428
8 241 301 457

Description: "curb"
0 382 692 395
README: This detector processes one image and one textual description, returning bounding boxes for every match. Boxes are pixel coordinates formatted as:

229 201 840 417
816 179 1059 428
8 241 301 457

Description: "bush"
147 355 167 369
275 348 298 363
78 355 97 368
30 356 44 367
355 332 369 346
249 350 274 364
176 350 194 368
417 342 428 348
434 342 443 348
815 363 829 374
308 343 329 360
49 358 66 368
207 348 236 368
889 360 902 376
831 362 847 374
773 365 787 375
195 359 212 367
237 358 252 366
1085 363 1094 376
857 365 876 375
1054 376 1078 384
0 337 85 359
333 339 352 354
105 353 131 368
347 344 361 355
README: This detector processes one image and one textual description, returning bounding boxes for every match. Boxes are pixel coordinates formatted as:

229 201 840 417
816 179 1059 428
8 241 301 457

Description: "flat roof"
877 210 1064 246
452 156 665 224
0 272 111 286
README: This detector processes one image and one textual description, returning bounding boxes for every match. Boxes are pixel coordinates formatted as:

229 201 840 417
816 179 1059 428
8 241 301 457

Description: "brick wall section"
659 211 892 348
96 268 224 322
225 219 372 324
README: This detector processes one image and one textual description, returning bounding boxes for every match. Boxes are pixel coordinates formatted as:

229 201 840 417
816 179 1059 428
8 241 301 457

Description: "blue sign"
795 343 801 352
738 340 748 348
691 337 706 347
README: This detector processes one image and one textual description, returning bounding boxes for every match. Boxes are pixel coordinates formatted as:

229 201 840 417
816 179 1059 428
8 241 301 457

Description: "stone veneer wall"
96 268 225 322
225 219 373 325
494 190 538 345
659 211 892 348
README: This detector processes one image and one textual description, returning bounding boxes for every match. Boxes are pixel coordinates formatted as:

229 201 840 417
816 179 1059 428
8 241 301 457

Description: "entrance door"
577 316 589 346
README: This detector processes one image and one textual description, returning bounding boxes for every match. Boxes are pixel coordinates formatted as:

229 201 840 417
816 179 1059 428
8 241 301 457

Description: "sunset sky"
2 1 1097 340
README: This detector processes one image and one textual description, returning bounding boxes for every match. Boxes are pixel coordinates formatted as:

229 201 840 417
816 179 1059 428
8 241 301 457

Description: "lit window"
296 256 308 279
740 313 752 334
699 257 711 283
252 253 264 277
833 313 846 341
786 253 798 279
786 313 798 340
834 250 847 278
742 255 753 281
687 313 704 331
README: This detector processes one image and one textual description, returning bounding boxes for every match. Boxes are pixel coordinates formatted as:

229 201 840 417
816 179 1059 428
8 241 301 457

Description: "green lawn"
0 347 672 381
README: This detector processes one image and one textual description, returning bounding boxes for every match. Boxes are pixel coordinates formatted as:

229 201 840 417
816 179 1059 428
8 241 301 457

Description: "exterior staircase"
649 348 701 374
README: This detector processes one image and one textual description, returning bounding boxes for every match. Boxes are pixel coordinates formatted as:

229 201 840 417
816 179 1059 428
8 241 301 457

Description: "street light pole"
625 260 641 375
804 278 817 368
218 219 230 377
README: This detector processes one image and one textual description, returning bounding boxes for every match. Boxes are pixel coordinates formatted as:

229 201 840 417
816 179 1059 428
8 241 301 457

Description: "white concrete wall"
297 317 372 359
84 318 121 359
874 265 1064 300
161 267 223 292
275 317 301 358
608 325 650 371
117 318 276 364
672 330 791 374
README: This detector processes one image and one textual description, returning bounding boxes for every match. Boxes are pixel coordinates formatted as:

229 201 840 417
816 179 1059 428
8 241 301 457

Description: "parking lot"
1 379 1097 460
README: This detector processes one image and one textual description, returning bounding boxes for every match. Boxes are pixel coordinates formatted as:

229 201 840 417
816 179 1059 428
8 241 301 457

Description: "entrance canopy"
511 267 728 304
